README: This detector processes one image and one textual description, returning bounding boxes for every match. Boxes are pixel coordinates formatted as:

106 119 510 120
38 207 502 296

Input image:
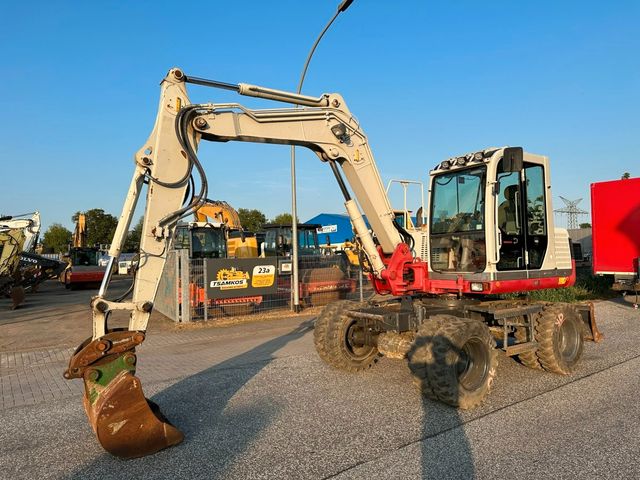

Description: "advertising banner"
205 258 279 299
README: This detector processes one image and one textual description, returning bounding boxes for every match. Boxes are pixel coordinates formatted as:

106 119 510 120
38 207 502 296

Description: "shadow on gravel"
410 335 476 479
67 320 314 480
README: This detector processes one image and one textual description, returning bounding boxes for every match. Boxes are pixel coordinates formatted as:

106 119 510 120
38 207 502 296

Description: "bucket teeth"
83 370 184 458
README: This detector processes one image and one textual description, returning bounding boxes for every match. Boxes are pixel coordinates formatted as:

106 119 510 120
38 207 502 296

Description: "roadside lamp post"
290 0 355 311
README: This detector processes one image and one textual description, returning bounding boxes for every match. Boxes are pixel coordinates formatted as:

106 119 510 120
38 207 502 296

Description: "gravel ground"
0 298 639 479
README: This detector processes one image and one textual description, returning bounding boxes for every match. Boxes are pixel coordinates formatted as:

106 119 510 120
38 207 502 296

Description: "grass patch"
500 267 615 303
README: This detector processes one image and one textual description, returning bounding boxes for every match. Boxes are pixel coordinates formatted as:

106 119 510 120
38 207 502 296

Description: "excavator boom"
66 67 406 458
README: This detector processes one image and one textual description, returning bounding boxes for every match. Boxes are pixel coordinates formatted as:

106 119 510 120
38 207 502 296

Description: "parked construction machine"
0 225 26 308
61 213 106 289
261 222 354 305
0 211 41 252
176 211 350 314
65 68 602 458
173 199 261 315
0 212 65 307
192 199 258 257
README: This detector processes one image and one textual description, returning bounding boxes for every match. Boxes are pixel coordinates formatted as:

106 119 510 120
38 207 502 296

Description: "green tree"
237 208 266 232
42 223 72 253
271 212 297 224
72 209 118 247
122 217 144 253
579 222 591 228
622 172 631 179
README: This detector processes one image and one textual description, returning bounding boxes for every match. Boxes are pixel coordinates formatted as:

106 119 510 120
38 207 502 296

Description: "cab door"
496 161 548 273
521 163 548 270
496 166 526 271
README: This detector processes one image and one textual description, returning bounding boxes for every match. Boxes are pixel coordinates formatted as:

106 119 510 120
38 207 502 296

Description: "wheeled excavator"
65 68 602 458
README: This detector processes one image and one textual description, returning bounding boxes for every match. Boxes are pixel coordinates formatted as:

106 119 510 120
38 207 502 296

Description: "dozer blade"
66 331 184 458
576 302 604 343
83 370 184 458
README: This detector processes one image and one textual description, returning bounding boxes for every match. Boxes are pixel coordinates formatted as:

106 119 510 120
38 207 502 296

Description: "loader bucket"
83 369 184 458
66 332 184 458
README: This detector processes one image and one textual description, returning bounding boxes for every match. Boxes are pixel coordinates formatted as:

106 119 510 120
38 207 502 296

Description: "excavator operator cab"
69 247 99 267
174 222 227 259
262 224 322 257
428 147 553 277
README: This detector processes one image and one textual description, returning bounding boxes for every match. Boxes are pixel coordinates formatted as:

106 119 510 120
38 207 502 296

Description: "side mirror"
502 147 523 172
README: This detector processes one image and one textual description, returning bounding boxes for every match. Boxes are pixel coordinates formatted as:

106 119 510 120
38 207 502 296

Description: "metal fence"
156 251 371 322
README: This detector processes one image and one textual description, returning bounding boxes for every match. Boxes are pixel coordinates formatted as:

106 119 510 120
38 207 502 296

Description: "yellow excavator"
65 68 601 459
191 199 258 258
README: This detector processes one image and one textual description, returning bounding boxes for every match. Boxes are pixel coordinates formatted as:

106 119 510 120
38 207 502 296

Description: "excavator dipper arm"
66 67 416 458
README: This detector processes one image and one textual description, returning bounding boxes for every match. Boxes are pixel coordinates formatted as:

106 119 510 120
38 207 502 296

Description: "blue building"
304 213 357 246
306 211 423 247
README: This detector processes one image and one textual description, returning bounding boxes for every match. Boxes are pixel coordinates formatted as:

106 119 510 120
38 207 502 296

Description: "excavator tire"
314 300 380 372
535 304 584 375
408 315 497 410
514 320 543 370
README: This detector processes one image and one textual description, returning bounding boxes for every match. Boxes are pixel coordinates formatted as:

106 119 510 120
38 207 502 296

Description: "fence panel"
154 250 179 321
172 252 370 322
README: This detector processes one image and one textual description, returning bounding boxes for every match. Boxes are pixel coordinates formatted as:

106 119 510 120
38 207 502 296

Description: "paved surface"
0 276 132 326
0 277 176 351
1 298 639 479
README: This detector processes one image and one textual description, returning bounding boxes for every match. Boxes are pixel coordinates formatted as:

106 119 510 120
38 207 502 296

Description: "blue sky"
2 0 638 232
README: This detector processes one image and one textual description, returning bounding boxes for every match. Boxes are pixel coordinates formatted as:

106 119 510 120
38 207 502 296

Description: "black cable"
393 219 415 252
108 107 210 303
157 106 210 227
146 108 193 188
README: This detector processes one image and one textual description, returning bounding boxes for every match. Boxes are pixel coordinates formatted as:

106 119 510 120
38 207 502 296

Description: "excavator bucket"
66 332 184 458
82 370 183 458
